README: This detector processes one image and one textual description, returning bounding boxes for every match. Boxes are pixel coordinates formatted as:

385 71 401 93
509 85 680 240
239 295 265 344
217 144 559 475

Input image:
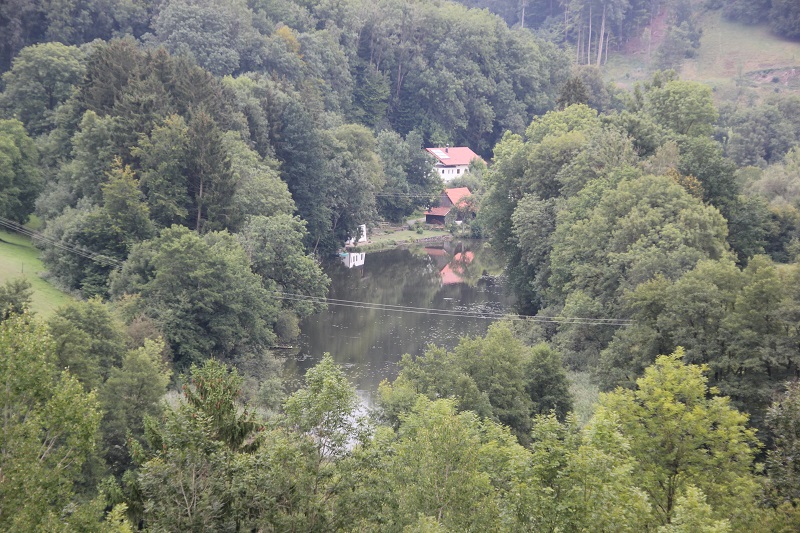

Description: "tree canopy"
110 225 278 366
3 0 800 529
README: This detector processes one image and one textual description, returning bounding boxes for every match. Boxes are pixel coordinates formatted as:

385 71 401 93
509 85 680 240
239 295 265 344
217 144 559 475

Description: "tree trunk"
196 179 203 232
596 4 606 66
587 4 592 65
396 62 403 99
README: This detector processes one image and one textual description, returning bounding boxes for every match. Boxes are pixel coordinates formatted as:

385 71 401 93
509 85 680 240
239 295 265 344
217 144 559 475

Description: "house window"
457 169 460 174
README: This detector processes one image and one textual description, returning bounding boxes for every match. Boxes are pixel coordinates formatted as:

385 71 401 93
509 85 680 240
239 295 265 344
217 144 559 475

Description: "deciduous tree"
600 351 760 527
0 316 101 530
765 381 800 506
110 225 277 366
237 214 330 321
646 80 718 137
47 298 128 390
284 353 360 459
770 0 800 40
378 324 573 444
0 43 85 135
0 119 42 223
0 277 32 320
100 338 171 474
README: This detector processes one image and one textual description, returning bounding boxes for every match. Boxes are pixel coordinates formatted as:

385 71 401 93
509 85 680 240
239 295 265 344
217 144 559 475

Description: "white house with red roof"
425 146 482 183
424 187 473 225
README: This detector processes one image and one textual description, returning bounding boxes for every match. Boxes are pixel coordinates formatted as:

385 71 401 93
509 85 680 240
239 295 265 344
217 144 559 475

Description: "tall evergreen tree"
185 109 237 232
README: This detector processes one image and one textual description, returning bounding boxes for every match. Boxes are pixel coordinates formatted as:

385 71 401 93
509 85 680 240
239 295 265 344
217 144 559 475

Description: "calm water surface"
286 240 515 396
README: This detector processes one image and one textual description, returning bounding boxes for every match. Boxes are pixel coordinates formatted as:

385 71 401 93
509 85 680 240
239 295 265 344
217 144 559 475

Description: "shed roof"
445 187 471 205
424 206 451 216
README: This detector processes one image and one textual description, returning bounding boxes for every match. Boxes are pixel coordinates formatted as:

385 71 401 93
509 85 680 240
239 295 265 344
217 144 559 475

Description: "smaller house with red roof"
424 187 473 225
426 146 482 183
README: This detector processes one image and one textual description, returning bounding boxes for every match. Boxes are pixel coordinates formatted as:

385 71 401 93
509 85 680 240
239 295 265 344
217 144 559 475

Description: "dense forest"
3 0 800 530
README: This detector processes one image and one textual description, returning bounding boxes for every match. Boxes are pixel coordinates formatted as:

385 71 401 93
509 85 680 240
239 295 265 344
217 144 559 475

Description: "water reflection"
288 240 514 393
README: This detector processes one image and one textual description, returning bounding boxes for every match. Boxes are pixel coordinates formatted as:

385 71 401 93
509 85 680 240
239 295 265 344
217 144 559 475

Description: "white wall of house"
437 165 470 182
345 224 368 245
342 252 365 268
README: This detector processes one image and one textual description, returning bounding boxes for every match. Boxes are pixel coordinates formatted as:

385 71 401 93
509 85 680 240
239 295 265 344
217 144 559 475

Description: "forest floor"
606 9 800 99
0 229 72 316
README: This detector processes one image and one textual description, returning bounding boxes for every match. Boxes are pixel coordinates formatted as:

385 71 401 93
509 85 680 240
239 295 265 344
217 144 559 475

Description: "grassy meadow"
0 229 72 316
606 10 800 97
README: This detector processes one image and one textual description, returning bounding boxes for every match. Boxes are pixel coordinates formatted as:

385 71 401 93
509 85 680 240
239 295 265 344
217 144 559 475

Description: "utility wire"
0 216 632 326
0 217 97 261
375 193 441 198
0 215 123 268
279 292 631 323
0 217 114 264
279 294 631 326
274 291 633 326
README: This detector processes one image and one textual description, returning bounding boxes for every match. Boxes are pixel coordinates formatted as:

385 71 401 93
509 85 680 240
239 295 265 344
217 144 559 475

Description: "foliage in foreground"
3 302 799 530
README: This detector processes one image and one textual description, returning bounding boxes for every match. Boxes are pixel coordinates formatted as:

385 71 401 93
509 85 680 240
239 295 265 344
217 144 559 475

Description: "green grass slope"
607 9 800 96
0 229 72 316
684 11 800 90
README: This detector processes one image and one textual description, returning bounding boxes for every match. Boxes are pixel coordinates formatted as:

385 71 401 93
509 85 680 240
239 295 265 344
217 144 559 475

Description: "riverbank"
345 217 483 252
348 223 455 252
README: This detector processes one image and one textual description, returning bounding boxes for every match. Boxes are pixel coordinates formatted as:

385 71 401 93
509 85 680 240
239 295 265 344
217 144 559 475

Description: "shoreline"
346 232 454 253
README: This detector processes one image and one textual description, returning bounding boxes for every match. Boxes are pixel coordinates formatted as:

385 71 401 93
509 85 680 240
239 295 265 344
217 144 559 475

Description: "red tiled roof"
445 187 471 205
426 147 482 167
424 206 451 216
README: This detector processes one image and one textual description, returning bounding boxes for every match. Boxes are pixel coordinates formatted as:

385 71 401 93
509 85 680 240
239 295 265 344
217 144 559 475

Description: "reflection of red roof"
440 265 461 285
424 247 447 257
453 251 474 263
426 147 482 166
445 187 471 205
440 250 475 284
424 207 451 216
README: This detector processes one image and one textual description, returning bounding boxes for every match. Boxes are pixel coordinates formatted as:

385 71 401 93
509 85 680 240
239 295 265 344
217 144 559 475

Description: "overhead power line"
0 215 123 268
274 291 633 326
374 193 441 198
0 216 633 327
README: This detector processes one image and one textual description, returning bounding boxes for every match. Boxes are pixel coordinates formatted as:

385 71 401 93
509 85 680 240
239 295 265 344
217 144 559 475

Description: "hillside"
5 0 800 529
0 229 73 315
606 9 800 95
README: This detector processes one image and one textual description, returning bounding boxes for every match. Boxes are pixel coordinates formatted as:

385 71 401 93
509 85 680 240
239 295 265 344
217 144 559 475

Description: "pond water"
285 240 515 399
